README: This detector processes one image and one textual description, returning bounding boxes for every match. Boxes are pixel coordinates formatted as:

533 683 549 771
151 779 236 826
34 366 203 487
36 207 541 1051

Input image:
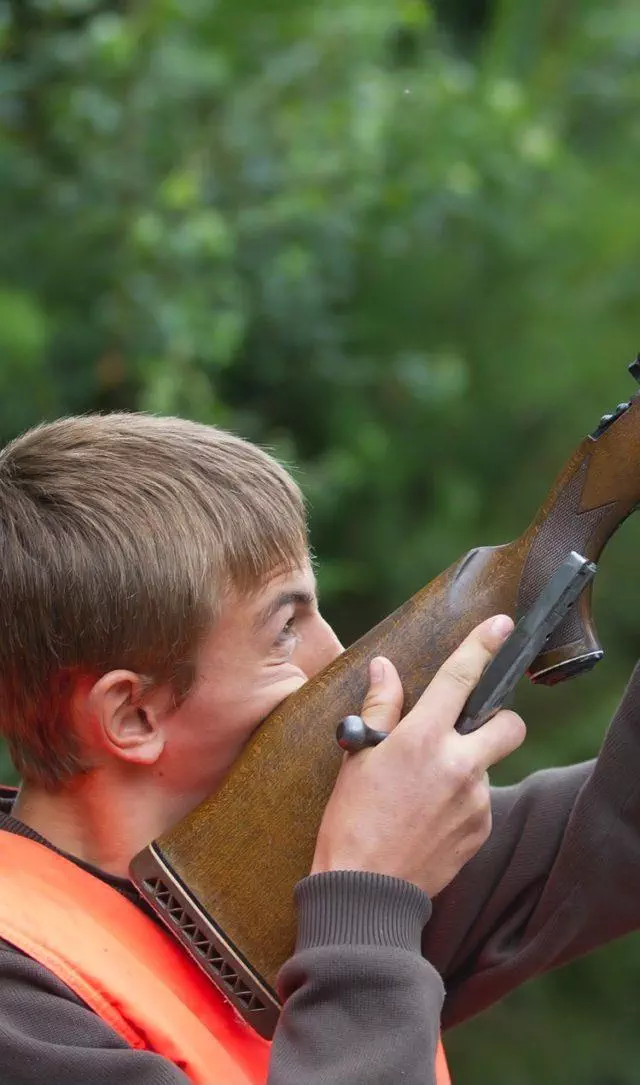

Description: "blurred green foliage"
1 0 640 1080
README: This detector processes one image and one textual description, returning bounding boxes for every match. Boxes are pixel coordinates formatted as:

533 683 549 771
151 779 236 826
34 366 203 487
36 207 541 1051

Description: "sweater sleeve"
271 872 443 1085
424 662 640 1029
0 872 443 1085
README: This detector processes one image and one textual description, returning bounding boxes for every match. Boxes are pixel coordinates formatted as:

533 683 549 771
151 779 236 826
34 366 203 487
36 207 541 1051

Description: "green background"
2 1 640 1080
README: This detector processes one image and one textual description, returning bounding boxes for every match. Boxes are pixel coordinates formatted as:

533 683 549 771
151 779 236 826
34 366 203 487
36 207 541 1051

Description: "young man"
0 413 638 1085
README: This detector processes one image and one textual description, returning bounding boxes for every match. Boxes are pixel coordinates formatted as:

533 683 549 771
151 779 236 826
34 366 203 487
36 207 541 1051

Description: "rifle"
131 359 640 1039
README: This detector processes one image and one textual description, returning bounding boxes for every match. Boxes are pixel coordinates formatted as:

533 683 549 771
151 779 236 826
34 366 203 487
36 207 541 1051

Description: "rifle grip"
517 460 606 684
516 388 640 681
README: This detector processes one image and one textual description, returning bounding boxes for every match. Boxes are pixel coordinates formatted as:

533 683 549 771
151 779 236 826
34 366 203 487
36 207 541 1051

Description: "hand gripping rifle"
131 360 640 1039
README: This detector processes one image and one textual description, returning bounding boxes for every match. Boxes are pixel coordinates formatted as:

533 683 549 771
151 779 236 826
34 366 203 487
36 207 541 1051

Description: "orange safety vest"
0 828 450 1084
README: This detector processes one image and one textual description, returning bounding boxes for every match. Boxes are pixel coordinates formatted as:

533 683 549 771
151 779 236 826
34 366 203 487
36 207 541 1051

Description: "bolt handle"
336 715 389 753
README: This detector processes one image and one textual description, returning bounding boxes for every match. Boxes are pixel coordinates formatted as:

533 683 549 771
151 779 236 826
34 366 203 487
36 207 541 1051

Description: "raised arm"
424 663 640 1028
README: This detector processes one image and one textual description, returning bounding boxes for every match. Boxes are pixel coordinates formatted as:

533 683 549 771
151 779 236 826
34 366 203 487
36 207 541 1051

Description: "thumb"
360 656 404 735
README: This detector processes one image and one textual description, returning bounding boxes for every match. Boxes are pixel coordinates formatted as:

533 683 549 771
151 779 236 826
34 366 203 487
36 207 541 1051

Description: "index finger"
407 614 514 734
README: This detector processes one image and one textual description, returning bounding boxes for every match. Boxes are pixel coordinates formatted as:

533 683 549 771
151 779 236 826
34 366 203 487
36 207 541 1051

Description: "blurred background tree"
1 0 640 1080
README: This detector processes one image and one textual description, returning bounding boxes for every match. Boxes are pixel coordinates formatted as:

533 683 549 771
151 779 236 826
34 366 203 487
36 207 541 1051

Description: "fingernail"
370 657 386 684
490 615 513 640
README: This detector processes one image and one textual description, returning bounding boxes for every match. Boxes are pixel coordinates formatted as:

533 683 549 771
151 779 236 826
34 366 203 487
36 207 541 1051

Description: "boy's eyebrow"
255 589 317 631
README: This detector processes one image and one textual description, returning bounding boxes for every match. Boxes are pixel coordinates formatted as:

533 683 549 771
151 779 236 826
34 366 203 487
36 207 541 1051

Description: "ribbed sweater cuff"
294 871 432 953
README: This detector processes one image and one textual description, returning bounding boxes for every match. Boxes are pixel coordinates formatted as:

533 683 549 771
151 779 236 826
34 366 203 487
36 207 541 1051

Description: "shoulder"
0 936 91 1000
0 935 126 1038
0 939 189 1084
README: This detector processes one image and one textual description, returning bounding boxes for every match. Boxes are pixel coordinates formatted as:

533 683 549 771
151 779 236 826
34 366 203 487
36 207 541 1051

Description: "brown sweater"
1 663 640 1084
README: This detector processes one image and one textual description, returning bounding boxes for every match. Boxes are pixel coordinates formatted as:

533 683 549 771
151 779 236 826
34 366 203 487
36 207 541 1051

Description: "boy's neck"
12 773 189 879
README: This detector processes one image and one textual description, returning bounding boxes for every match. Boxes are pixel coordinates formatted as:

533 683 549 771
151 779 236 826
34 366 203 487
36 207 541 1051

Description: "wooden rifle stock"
131 361 640 1039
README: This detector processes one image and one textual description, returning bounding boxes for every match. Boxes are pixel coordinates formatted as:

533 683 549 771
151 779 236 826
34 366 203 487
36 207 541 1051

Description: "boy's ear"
85 671 166 766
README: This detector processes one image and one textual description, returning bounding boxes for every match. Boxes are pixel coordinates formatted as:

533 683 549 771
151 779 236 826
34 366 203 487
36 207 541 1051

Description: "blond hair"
0 413 307 787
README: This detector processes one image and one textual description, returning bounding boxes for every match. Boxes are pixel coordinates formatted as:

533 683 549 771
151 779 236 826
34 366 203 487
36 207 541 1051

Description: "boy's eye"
276 616 297 645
